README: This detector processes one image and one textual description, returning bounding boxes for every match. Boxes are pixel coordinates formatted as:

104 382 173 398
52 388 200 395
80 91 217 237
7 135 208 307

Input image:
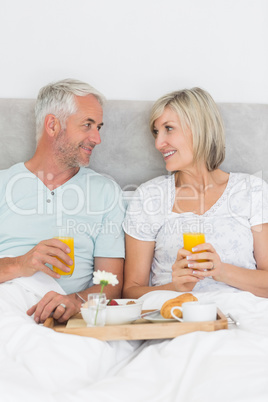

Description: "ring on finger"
59 303 66 309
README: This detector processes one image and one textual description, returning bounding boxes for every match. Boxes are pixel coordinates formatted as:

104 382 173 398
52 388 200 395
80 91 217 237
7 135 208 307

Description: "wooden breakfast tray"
43 309 228 341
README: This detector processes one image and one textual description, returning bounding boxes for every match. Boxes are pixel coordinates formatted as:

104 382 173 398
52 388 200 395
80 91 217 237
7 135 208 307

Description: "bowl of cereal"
81 298 143 326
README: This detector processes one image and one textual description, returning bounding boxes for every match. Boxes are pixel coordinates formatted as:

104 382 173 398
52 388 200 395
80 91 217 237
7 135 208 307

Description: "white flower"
92 270 119 326
93 270 119 287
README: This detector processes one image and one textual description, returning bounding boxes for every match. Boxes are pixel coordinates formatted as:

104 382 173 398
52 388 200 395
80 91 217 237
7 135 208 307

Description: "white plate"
143 311 176 323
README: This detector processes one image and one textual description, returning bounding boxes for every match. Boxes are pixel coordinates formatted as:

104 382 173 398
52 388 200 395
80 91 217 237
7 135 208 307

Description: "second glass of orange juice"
183 232 207 262
53 236 75 276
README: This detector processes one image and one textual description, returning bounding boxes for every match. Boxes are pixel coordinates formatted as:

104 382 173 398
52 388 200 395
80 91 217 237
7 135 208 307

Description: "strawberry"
107 299 119 306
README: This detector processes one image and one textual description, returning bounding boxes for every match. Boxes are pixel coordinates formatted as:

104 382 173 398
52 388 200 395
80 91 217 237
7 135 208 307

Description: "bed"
1 276 268 401
0 98 268 401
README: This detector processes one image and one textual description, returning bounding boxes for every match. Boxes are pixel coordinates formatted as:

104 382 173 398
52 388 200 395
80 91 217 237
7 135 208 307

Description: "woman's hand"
185 242 224 281
172 248 204 291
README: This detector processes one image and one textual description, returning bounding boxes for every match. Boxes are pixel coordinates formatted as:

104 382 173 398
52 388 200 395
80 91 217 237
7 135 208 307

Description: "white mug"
171 301 217 322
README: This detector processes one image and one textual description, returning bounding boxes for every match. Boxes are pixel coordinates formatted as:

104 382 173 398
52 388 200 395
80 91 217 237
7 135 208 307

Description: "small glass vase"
87 293 106 327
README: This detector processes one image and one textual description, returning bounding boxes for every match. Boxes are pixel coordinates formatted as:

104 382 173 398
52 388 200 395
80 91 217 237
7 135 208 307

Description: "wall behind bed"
0 0 267 103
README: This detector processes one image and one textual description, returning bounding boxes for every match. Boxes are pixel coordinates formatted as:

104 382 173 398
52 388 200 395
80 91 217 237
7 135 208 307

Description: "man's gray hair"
35 78 105 142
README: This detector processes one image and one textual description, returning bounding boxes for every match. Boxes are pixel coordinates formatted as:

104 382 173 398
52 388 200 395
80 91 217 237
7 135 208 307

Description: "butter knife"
140 309 161 318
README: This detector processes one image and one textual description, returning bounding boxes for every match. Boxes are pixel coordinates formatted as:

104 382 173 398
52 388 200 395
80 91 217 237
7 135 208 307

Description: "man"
0 79 125 323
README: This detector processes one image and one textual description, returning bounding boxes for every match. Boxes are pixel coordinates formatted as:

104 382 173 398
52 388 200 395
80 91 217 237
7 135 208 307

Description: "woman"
122 87 268 298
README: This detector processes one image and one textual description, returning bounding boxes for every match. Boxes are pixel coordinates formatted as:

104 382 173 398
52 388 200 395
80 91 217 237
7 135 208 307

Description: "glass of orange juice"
183 232 207 262
52 236 75 277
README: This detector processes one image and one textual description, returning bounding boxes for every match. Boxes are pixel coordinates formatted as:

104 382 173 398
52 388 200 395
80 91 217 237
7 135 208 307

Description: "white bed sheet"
1 275 268 402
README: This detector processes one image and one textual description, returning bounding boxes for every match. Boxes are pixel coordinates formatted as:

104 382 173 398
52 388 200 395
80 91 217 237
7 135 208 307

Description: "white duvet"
1 274 268 402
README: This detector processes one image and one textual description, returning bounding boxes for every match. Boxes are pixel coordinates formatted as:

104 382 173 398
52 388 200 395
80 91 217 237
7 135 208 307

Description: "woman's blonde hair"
150 87 225 171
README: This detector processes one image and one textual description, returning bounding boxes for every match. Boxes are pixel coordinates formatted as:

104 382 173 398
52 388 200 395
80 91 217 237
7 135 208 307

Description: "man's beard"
54 130 91 168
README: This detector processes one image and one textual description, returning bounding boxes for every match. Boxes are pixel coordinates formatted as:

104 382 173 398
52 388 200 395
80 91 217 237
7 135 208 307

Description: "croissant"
160 293 198 319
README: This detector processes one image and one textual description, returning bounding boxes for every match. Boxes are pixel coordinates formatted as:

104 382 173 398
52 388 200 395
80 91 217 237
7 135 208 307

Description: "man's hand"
27 291 81 324
15 238 73 279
